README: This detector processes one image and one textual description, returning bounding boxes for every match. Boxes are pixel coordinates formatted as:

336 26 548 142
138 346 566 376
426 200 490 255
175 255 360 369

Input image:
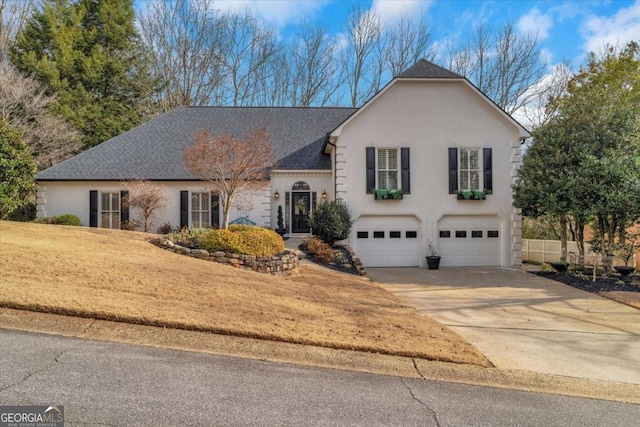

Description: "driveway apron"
368 267 640 384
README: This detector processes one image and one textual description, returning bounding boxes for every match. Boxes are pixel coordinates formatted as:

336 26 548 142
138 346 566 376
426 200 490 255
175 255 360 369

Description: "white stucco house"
36 60 529 268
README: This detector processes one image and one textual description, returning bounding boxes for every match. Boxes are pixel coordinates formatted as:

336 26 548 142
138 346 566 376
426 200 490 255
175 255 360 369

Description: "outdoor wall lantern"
322 189 328 199
274 190 280 199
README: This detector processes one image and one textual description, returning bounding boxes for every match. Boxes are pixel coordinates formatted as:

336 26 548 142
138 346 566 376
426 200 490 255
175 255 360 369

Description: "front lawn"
0 221 488 366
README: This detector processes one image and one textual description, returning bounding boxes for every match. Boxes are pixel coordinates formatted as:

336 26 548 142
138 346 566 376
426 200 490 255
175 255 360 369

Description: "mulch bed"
299 244 360 275
532 271 639 293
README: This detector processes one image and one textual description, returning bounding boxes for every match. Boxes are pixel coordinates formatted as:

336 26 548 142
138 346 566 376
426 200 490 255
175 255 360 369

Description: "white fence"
522 239 636 267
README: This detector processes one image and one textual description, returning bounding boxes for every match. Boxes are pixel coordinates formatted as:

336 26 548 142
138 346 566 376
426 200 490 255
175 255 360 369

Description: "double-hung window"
459 148 481 191
191 192 210 228
377 148 399 190
101 192 120 229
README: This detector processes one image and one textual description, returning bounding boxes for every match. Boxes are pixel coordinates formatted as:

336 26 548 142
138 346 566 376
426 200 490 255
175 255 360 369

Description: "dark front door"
291 192 311 233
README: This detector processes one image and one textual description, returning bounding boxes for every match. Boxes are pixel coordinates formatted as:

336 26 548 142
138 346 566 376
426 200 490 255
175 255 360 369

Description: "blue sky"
212 0 640 70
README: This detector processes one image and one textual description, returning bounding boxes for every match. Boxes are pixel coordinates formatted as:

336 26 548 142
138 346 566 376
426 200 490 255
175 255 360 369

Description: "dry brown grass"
0 221 488 366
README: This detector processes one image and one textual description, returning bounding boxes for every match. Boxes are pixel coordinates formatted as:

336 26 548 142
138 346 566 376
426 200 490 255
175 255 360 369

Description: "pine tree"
10 0 155 149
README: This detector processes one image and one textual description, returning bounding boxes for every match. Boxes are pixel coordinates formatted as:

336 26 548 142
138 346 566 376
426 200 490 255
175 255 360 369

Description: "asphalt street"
1 329 638 426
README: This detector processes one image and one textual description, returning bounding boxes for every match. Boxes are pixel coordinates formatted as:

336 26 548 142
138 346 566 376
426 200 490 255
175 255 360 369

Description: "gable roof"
328 59 530 142
37 106 356 181
396 59 462 79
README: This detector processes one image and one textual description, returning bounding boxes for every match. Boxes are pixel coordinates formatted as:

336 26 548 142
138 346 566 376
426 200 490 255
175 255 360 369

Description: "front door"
291 192 311 233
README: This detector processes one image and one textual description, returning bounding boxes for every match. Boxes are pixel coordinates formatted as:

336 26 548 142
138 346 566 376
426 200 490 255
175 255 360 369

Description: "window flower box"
457 190 487 200
373 189 403 200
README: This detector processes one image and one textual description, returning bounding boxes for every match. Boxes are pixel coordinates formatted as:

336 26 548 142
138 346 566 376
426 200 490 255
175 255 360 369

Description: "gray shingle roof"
37 106 356 181
397 59 462 79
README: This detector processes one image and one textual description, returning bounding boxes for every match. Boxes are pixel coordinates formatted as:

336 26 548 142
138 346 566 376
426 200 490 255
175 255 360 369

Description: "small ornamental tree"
184 128 274 229
308 200 353 245
123 180 168 232
0 119 37 219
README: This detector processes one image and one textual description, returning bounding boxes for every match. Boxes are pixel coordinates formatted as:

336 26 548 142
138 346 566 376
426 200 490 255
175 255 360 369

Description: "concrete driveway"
368 267 640 385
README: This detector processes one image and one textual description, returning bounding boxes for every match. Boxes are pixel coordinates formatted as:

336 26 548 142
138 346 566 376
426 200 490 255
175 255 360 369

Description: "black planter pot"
426 256 441 270
549 262 568 272
614 266 635 276
275 228 286 236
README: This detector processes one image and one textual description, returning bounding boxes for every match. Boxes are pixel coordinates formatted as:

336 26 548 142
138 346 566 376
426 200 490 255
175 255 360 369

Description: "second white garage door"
438 215 502 266
352 216 421 267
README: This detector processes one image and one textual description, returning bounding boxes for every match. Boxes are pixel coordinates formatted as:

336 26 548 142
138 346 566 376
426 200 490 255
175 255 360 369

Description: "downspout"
325 132 337 200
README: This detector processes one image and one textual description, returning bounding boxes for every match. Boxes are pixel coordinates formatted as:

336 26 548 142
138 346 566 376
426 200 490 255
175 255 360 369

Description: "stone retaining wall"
344 245 366 276
155 239 299 276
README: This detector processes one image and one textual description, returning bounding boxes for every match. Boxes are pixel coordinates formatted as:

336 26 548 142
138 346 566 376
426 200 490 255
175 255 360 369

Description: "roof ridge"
397 59 462 79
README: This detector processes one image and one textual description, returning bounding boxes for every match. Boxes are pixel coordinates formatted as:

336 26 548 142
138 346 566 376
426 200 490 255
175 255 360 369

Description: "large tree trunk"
559 215 568 263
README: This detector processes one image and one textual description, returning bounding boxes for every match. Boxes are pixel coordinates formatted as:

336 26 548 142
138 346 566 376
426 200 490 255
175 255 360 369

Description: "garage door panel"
438 215 501 267
353 217 420 267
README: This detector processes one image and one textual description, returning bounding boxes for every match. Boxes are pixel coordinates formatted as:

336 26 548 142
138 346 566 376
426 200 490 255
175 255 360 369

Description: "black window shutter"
211 194 220 228
366 147 375 193
448 147 458 194
89 190 98 227
401 147 410 194
120 190 129 223
180 191 189 229
483 147 493 194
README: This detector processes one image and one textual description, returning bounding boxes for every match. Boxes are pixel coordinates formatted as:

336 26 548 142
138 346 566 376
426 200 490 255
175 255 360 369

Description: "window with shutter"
101 192 120 229
377 148 399 190
191 192 210 228
459 148 481 191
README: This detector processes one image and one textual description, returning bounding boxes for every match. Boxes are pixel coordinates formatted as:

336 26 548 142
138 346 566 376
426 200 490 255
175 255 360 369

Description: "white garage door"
438 215 502 266
353 216 421 267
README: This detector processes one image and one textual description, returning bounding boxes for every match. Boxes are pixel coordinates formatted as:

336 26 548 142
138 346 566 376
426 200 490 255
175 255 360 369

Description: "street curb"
1 308 638 404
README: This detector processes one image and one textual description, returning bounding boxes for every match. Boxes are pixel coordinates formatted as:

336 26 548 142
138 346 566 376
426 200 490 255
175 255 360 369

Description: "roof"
37 106 356 181
328 58 529 141
396 59 462 79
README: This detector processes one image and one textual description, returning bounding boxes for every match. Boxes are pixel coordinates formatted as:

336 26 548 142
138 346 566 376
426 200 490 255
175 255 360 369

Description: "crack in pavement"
0 324 96 394
412 358 427 380
0 346 72 393
400 377 441 427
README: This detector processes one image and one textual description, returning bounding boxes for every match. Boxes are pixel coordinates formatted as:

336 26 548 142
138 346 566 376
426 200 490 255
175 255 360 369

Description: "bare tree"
340 6 384 107
385 15 436 77
215 8 281 106
522 62 572 129
0 0 32 65
138 0 226 112
0 65 80 169
184 128 274 229
123 180 168 232
442 22 547 114
289 23 340 107
493 23 548 114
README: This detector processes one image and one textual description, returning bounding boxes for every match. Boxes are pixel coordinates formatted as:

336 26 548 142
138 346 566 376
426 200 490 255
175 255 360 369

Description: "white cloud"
371 0 433 26
581 0 640 53
214 0 331 29
517 7 554 40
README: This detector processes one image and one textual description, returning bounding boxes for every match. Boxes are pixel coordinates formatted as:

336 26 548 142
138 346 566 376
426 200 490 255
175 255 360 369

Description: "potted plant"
457 189 486 200
426 240 441 270
373 188 403 200
275 205 286 236
614 230 639 276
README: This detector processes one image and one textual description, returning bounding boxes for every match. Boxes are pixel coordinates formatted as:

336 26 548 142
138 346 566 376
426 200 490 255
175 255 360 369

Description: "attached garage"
438 215 502 266
352 215 421 267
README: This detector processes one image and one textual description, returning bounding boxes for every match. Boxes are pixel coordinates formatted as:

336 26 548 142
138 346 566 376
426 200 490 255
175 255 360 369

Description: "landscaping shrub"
308 200 353 245
33 214 81 226
157 222 173 234
303 236 335 263
199 225 284 256
303 236 324 254
121 220 136 231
